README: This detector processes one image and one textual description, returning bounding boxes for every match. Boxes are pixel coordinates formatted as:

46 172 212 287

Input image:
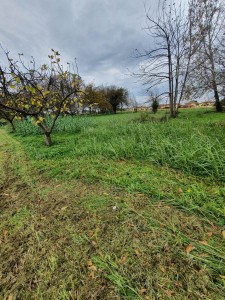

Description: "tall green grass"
77 118 225 181
13 115 93 136
13 111 225 181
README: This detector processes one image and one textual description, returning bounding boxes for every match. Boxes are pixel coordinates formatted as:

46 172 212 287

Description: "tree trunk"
213 85 222 112
167 40 176 118
9 120 16 132
44 132 52 146
38 123 52 146
171 110 177 118
208 33 222 112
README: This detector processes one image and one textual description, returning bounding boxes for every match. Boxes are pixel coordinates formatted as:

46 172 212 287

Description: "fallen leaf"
120 255 128 264
222 230 225 239
140 288 147 295
207 232 213 237
145 297 152 300
163 243 170 252
212 224 220 231
177 188 183 194
87 260 93 267
198 253 209 257
165 290 175 296
89 231 94 237
87 259 97 279
134 249 141 257
159 265 166 273
164 205 171 209
89 270 95 279
61 206 68 211
186 244 194 253
175 281 183 287
89 265 97 272
219 275 225 279
91 241 97 247
3 230 8 242
199 241 208 245
181 223 186 229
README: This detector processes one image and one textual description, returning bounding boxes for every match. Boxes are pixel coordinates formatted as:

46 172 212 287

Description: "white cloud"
0 0 162 103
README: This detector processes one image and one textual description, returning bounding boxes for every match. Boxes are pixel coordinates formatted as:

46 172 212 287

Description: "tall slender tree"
188 0 224 111
135 0 197 117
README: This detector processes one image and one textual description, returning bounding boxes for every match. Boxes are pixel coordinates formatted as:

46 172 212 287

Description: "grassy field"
0 108 225 299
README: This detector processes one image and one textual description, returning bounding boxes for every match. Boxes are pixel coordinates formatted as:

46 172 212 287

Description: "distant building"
183 101 198 108
159 104 170 109
126 105 149 112
198 100 214 107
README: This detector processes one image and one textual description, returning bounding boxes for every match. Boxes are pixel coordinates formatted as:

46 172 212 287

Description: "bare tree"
135 0 197 117
188 0 224 111
219 33 225 99
129 95 139 112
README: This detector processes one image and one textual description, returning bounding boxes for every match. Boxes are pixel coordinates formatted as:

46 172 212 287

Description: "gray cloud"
0 0 159 103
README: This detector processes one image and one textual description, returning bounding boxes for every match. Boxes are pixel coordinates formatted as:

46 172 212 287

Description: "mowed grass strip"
0 147 224 299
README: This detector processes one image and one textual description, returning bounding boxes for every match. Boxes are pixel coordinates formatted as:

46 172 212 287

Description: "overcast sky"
0 0 161 103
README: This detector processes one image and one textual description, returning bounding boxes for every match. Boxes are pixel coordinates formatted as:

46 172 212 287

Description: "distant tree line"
81 84 129 115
